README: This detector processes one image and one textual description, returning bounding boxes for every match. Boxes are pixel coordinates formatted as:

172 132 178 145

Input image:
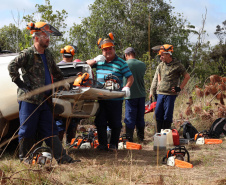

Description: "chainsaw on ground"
194 131 223 145
28 147 53 166
162 146 192 168
70 128 99 149
118 134 142 150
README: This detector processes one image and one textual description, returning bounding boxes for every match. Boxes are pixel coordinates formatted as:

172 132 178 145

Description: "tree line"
0 0 225 94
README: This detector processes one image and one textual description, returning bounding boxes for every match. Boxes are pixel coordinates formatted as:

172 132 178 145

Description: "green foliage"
209 44 226 76
1 0 226 86
214 20 226 44
69 0 193 63
0 24 26 52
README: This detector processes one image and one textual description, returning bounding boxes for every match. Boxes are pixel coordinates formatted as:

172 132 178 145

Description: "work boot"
163 120 172 130
47 136 81 164
126 126 134 142
19 138 36 164
109 128 121 151
58 130 65 142
136 127 145 142
96 126 108 151
156 120 164 133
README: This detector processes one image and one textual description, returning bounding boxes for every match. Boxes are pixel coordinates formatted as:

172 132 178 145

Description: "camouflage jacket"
8 45 64 104
157 58 187 95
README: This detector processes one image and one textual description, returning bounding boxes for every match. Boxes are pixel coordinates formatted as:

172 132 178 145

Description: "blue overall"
18 101 58 145
124 97 145 129
155 94 177 123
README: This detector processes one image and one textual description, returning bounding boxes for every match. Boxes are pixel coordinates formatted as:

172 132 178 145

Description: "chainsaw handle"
162 156 168 164
149 97 153 104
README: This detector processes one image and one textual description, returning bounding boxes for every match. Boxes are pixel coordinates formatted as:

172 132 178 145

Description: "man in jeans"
8 22 80 164
123 47 146 142
155 44 190 132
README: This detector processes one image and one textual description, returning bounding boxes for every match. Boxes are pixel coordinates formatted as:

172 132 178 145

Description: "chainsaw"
73 72 103 89
28 147 53 166
162 146 192 168
118 134 142 150
194 131 223 145
162 146 190 164
103 74 121 91
70 128 99 149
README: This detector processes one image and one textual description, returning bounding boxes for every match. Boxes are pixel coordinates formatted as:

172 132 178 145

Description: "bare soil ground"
1 93 226 185
0 122 225 185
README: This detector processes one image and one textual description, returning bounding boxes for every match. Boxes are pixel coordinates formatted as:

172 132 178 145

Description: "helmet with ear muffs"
97 32 115 49
60 45 75 57
158 44 173 55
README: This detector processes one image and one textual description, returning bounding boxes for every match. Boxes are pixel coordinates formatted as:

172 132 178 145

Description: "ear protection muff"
108 32 114 41
60 48 65 54
69 48 75 56
26 23 35 30
97 38 103 48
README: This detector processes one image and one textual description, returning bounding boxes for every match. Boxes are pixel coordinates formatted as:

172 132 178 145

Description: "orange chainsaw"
194 131 223 145
162 146 193 168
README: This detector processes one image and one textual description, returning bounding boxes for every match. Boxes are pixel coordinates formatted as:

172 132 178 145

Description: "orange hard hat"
97 32 115 49
158 44 173 55
26 22 62 36
60 45 75 56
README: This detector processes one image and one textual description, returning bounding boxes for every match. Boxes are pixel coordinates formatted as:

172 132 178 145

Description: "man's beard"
39 40 49 49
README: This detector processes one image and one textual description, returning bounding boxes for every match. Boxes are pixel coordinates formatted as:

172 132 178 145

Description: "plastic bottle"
153 133 167 151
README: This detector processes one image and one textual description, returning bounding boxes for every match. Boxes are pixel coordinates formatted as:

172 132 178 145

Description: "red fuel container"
172 129 180 146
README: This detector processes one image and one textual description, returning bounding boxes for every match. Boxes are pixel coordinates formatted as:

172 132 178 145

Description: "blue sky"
1 0 226 46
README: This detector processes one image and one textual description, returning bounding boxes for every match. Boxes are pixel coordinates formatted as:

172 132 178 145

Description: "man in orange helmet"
154 44 190 132
8 22 79 164
86 33 134 151
56 45 80 145
59 45 76 64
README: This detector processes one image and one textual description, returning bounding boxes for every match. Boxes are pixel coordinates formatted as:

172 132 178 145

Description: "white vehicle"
0 52 125 148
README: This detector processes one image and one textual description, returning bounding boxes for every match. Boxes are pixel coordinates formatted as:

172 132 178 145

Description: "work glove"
172 86 181 92
122 86 130 97
14 77 31 93
94 55 106 63
63 82 70 91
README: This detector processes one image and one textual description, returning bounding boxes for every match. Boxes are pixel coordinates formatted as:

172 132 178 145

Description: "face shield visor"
39 24 62 36
27 22 62 36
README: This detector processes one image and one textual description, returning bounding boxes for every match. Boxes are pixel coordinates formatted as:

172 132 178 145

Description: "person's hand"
149 93 153 99
171 86 181 92
14 77 31 93
64 82 70 91
122 86 130 97
94 55 106 63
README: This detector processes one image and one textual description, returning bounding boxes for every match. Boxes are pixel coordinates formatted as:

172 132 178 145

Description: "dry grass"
1 93 226 185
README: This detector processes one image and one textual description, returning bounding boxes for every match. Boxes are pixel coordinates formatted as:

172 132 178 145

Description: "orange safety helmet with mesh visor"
60 45 75 57
158 44 174 55
26 22 62 36
97 32 115 49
